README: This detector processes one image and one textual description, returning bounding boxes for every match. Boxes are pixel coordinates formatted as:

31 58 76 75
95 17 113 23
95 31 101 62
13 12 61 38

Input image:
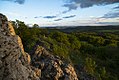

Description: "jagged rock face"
31 45 78 80
0 13 78 80
0 13 38 80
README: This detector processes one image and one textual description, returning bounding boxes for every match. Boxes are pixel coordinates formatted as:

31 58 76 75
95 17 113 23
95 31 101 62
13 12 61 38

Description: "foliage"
12 20 119 80
85 57 97 75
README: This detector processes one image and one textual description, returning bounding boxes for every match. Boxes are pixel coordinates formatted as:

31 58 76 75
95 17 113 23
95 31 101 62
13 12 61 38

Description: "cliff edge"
0 13 78 80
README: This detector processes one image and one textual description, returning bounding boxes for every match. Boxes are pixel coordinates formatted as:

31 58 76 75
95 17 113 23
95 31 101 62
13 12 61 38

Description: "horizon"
0 0 119 27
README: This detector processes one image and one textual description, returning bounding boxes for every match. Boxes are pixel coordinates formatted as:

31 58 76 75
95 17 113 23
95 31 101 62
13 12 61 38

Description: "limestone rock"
0 13 38 80
31 45 78 80
8 21 16 35
0 13 79 80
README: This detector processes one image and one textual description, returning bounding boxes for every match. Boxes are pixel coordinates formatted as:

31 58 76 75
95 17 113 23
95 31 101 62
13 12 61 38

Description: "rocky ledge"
0 13 78 80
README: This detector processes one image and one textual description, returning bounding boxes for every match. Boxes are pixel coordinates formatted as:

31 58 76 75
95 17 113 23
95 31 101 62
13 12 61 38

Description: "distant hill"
43 25 119 33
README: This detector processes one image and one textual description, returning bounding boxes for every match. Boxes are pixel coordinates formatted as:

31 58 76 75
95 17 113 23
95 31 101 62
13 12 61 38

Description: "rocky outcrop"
0 13 39 80
8 21 16 35
0 13 78 80
31 45 78 80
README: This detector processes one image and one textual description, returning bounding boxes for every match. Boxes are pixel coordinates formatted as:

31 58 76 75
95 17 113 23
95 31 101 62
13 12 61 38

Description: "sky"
0 0 119 27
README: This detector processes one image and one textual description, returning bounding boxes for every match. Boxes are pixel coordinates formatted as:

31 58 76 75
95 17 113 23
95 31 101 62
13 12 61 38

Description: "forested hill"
11 19 119 80
44 25 119 33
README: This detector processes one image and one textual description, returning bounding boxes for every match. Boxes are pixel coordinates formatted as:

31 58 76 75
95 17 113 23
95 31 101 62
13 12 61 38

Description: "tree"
50 31 70 46
68 35 81 50
85 57 97 75
33 24 39 28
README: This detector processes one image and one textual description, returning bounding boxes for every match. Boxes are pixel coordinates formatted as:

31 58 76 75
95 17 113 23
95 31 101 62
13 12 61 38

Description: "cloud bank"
113 5 119 9
63 0 119 12
102 12 119 18
63 15 76 18
54 19 62 21
2 0 25 4
43 16 57 19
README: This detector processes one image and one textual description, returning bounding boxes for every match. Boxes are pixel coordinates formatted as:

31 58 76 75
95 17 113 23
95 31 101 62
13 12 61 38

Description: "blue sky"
0 0 119 27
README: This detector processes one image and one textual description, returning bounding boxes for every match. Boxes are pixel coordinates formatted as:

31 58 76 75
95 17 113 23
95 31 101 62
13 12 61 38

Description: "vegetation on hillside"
12 20 119 80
